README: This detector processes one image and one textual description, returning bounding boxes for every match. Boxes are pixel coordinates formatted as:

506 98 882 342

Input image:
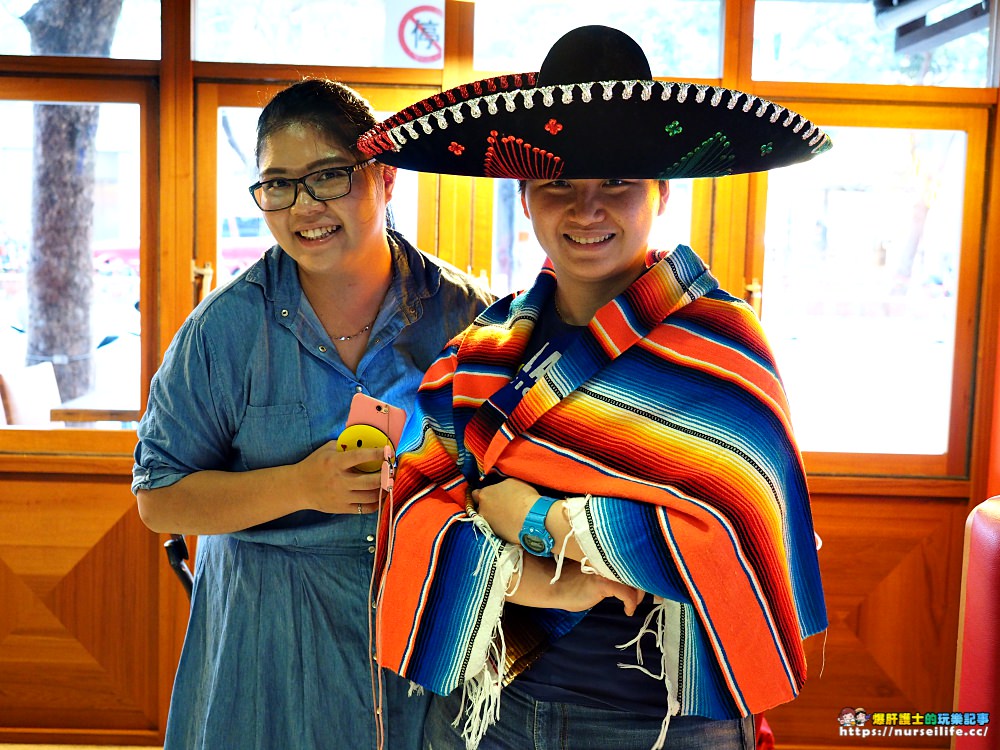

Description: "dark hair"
255 78 376 166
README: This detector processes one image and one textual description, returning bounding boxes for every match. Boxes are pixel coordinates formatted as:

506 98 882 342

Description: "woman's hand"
295 442 387 515
472 477 540 544
136 443 387 534
509 555 645 615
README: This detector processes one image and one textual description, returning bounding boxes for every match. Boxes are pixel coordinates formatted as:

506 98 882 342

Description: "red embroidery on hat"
487 79 497 93
448 142 465 156
445 90 457 104
473 81 483 95
484 130 564 179
433 94 445 107
544 119 563 135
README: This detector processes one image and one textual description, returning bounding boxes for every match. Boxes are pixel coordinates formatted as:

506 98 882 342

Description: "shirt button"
318 345 327 353
368 545 376 553
355 385 363 393
280 309 289 317
366 534 375 542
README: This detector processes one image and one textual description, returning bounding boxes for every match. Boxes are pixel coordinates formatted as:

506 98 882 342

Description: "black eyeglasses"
248 159 375 211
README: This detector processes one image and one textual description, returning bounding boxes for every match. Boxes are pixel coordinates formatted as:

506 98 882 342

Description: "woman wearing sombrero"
364 25 829 750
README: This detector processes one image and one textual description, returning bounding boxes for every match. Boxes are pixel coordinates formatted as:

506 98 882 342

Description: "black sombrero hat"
358 25 831 180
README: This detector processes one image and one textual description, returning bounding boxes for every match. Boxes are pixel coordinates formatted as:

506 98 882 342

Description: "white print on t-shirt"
510 344 562 393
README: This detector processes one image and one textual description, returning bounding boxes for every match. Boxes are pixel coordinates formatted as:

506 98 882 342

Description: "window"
193 0 444 68
0 0 161 59
753 0 990 87
0 94 148 429
753 103 987 475
473 0 723 79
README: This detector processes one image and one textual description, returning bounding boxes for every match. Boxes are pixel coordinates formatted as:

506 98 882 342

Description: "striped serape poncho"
374 243 827 746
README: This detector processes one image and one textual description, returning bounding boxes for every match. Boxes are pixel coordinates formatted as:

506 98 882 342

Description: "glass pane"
0 101 141 429
490 178 694 296
195 0 444 69
474 0 722 79
760 126 966 454
754 0 989 87
216 106 420 281
0 0 160 59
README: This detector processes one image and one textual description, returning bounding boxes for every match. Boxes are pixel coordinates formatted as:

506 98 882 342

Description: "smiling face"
521 178 668 303
256 123 395 276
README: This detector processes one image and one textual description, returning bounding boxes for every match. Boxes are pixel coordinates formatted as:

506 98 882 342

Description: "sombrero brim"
358 72 832 180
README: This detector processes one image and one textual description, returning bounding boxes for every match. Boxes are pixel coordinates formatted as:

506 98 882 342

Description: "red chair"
953 496 1000 750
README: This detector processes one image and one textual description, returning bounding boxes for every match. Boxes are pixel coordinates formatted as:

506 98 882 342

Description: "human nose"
570 185 604 221
290 180 323 211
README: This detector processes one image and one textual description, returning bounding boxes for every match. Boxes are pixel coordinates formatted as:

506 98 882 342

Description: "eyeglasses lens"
254 168 352 211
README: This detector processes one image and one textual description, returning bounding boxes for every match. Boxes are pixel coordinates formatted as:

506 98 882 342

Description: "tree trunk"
21 0 124 399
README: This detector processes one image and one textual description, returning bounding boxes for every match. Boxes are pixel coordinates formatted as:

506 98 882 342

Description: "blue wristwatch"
518 496 559 557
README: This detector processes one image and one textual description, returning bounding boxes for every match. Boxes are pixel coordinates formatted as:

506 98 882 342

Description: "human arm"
507 551 644 615
136 443 386 534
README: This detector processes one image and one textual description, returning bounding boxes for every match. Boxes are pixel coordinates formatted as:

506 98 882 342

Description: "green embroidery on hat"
761 142 774 156
664 120 683 137
662 132 735 179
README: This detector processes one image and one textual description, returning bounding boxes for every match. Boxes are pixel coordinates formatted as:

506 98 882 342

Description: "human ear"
520 189 530 219
656 180 670 216
381 164 397 203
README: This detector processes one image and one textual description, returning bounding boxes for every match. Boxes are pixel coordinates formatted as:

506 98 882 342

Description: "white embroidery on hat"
783 111 797 127
600 81 615 101
483 94 501 115
793 116 806 133
711 88 724 107
540 87 556 107
402 121 420 140
755 100 770 117
622 80 639 100
417 114 434 134
469 100 483 118
522 90 537 109
695 85 709 103
561 86 575 105
580 83 593 103
769 106 785 124
742 95 758 113
727 91 742 110
449 103 465 124
660 82 675 101
501 92 518 112
388 125 407 147
432 111 449 129
809 132 825 147
676 83 690 103
802 124 817 140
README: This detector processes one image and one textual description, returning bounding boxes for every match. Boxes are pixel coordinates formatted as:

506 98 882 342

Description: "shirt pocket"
233 402 312 470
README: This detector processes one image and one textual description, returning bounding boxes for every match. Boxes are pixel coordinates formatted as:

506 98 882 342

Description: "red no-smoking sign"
398 5 443 63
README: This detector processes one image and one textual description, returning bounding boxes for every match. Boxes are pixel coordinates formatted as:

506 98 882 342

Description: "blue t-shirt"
507 293 670 717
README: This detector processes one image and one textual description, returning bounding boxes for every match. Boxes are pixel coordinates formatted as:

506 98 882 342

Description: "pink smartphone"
344 393 407 450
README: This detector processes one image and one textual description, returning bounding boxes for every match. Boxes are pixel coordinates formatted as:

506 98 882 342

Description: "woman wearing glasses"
132 78 492 750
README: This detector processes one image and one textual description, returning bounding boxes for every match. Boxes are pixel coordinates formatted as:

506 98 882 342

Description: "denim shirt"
132 231 492 750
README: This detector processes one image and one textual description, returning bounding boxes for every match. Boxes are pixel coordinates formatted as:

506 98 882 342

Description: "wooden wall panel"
0 474 165 745
765 494 968 749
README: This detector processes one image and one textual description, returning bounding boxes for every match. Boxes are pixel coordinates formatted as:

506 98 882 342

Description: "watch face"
522 534 548 554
